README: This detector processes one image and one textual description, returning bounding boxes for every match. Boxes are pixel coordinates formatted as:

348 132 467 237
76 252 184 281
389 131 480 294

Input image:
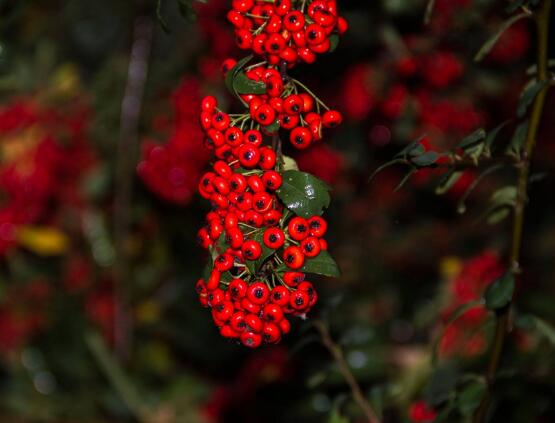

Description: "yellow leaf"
16 226 69 256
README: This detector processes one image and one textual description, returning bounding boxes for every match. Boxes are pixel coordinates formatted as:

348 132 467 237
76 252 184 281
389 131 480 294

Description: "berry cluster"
195 0 345 347
196 95 328 347
228 0 347 66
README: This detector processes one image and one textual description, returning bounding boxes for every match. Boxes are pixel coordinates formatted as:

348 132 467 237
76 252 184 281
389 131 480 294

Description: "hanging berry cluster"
196 0 345 348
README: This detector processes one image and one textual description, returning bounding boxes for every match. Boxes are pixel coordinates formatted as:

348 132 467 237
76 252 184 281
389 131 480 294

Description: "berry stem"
314 321 381 423
473 1 552 421
291 78 331 111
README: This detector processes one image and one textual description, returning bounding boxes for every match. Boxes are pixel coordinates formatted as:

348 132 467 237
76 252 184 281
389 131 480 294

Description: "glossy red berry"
283 246 305 269
300 236 321 258
242 240 262 260
322 110 343 128
288 216 309 241
238 144 261 168
262 322 282 343
289 290 310 311
262 170 282 190
229 279 248 299
247 282 270 305
271 286 290 307
308 216 327 237
263 303 284 322
263 227 285 249
241 331 262 348
215 253 234 271
290 126 312 149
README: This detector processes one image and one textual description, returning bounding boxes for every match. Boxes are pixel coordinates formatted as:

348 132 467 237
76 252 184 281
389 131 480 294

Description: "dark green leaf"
233 72 267 94
518 80 547 118
457 164 504 214
395 137 426 159
245 231 274 275
202 260 213 281
457 381 486 417
485 272 515 310
507 120 529 157
458 128 486 149
263 119 280 134
225 55 253 96
435 170 463 195
156 0 171 33
474 12 530 62
424 364 459 406
328 34 340 52
516 315 555 346
484 121 510 150
300 250 340 278
411 151 439 167
277 170 331 218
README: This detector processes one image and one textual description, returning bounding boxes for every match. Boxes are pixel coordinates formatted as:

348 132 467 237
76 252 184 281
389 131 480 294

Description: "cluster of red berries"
195 0 345 348
227 0 347 66
196 95 329 347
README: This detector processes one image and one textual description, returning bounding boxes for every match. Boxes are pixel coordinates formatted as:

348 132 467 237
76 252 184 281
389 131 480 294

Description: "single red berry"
231 0 254 13
283 246 305 269
244 129 263 147
211 112 230 131
279 113 300 130
264 33 287 54
207 288 225 307
279 318 291 334
259 147 277 169
253 192 273 213
201 95 218 112
300 236 321 257
230 173 248 192
238 144 261 168
288 216 309 241
220 325 240 338
289 126 313 149
262 322 282 343
244 313 264 333
253 104 276 126
247 174 265 192
236 29 253 49
271 286 290 307
263 227 285 249
283 271 305 287
283 10 305 31
213 161 232 179
262 170 282 190
289 290 310 311
225 127 244 146
230 311 247 333
241 298 261 314
242 240 262 260
229 278 248 300
308 216 327 237
213 301 234 322
264 209 282 226
221 58 237 75
263 303 284 322
241 331 262 348
215 253 234 271
226 227 244 249
322 110 343 128
247 282 270 305
283 95 304 115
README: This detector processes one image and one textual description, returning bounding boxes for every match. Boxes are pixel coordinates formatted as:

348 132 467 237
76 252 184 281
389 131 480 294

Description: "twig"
473 1 552 421
314 321 381 423
114 14 153 360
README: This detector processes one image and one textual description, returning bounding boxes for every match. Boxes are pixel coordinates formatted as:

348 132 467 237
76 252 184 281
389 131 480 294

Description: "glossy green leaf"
300 250 340 278
277 170 331 218
518 80 547 118
411 151 439 167
436 170 463 195
457 381 486 417
245 231 274 275
225 55 253 95
485 272 515 310
474 12 530 62
232 71 267 94
458 128 486 149
328 34 340 52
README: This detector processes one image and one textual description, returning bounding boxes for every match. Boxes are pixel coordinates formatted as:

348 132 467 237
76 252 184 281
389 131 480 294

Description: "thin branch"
473 1 552 421
314 321 381 423
114 14 153 360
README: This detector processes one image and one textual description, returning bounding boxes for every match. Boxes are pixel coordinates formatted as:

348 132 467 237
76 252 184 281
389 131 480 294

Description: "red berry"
247 282 270 305
262 322 282 343
271 286 290 307
241 331 262 348
308 216 327 237
242 240 262 260
288 216 309 241
283 246 305 269
263 227 285 249
300 236 321 257
289 126 312 149
229 278 248 299
289 290 310 311
322 110 343 128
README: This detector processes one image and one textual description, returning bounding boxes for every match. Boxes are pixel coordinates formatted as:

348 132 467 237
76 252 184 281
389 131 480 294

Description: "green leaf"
474 12 530 62
457 164 504 214
458 128 486 149
435 170 463 195
484 121 510 150
328 34 340 52
232 72 267 95
411 151 439 167
282 155 299 171
507 120 529 157
156 0 171 33
225 55 253 97
276 170 331 218
202 260 213 281
487 207 511 225
300 250 340 278
263 119 280 134
245 231 274 275
485 272 515 310
490 186 517 208
395 137 426 159
457 381 486 417
424 364 459 406
517 80 547 118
